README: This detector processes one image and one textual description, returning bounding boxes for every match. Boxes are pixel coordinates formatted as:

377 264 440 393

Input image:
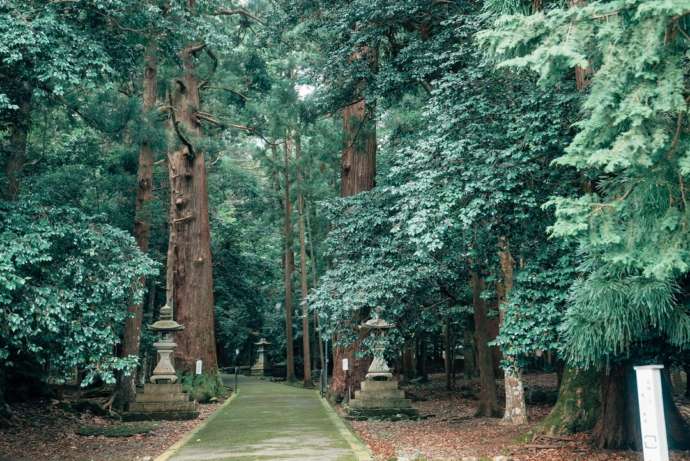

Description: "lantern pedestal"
125 383 198 421
347 379 417 419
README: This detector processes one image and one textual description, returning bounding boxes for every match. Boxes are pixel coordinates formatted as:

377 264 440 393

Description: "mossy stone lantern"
149 303 184 384
361 308 394 381
347 307 418 419
251 338 272 376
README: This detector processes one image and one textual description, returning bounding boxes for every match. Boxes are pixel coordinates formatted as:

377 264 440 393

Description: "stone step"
135 392 190 403
143 383 183 394
349 398 413 409
354 389 405 400
360 380 400 392
129 400 197 413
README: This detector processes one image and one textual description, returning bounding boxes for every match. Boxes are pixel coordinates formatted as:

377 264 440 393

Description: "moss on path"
167 376 365 461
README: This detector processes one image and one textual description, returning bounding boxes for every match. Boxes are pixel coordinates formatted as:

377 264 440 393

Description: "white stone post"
634 365 669 461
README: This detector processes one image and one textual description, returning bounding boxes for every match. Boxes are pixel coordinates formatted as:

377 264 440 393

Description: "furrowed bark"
167 39 217 373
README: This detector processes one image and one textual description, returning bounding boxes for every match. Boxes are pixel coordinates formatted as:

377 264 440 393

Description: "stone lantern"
251 338 272 376
347 308 418 419
361 310 394 381
125 303 197 421
149 303 184 383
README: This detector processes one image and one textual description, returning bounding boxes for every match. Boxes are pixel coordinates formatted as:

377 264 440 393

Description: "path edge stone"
318 392 374 461
153 391 239 461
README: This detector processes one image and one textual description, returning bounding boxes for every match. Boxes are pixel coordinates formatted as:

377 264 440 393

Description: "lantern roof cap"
361 307 393 329
149 303 184 332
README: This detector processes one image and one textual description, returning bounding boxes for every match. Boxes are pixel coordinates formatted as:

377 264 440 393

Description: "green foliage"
0 202 157 385
309 5 581 365
210 154 282 364
3 0 688 407
180 372 227 403
492 243 578 365
482 0 690 366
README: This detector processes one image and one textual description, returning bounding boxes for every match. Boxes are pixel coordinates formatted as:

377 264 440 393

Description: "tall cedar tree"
296 133 313 387
283 135 296 382
331 45 377 398
166 0 217 373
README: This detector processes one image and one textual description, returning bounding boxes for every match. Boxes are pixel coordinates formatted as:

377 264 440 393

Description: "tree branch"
215 8 265 25
168 92 195 158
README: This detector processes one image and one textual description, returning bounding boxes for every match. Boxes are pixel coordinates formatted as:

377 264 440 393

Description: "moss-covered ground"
168 376 362 461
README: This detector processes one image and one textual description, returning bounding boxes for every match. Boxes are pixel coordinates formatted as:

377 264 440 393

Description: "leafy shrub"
180 372 227 403
0 202 157 386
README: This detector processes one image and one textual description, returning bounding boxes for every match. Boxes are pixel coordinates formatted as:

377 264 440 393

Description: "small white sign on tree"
342 358 349 371
196 359 203 375
634 365 669 461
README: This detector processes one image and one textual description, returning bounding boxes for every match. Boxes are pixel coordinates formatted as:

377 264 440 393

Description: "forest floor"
2 373 689 461
348 373 690 461
0 394 222 461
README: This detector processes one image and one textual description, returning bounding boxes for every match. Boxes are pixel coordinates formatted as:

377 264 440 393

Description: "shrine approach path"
166 375 370 461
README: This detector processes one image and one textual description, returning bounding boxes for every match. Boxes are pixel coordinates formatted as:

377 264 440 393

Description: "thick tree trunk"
539 367 600 434
592 364 640 449
497 237 527 424
471 270 500 417
283 136 296 382
295 134 313 387
663 368 690 449
331 47 377 399
503 369 528 424
592 364 690 450
340 97 376 196
117 42 157 407
1 82 32 201
167 42 217 374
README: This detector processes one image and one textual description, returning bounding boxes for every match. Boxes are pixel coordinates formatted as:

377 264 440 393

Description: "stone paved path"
167 376 367 461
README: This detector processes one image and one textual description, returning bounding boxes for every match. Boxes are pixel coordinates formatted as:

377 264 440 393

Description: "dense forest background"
1 0 689 452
